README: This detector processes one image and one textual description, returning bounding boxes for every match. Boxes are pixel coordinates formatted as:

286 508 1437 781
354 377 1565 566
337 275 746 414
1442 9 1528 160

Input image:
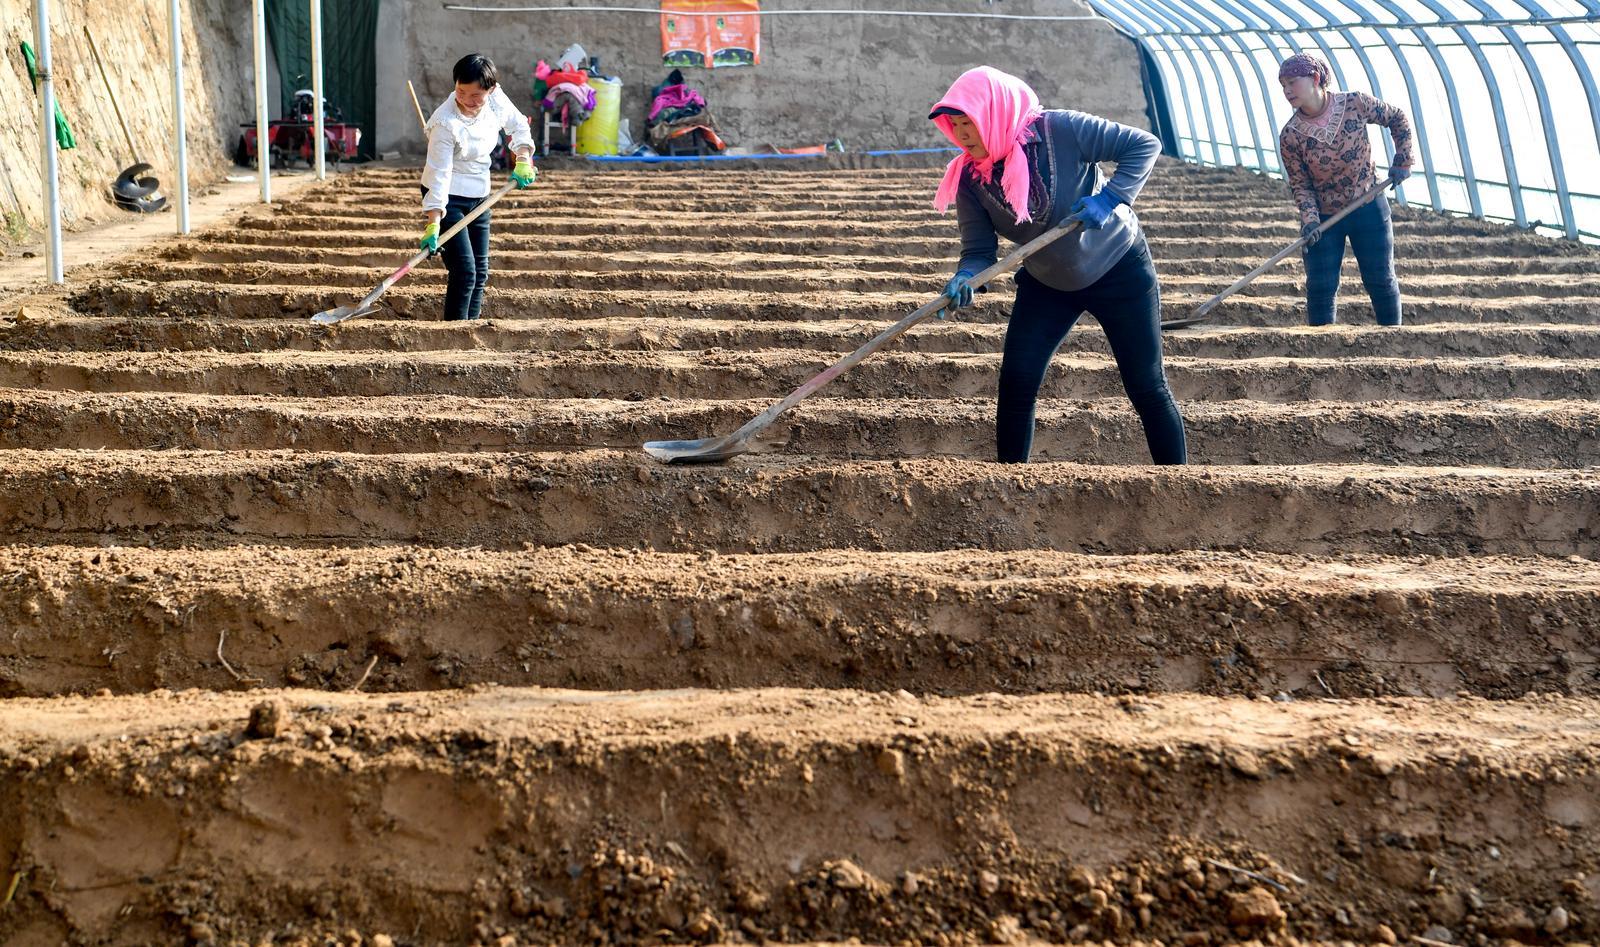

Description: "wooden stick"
1203 857 1291 893
84 26 140 160
347 655 380 692
216 629 262 685
407 80 428 137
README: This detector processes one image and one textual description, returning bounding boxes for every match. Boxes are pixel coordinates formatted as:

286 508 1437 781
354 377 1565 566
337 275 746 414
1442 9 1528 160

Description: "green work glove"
511 157 537 189
420 220 440 254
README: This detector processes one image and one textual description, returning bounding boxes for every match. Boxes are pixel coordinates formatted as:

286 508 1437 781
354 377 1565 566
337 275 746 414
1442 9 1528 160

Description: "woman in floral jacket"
1278 53 1415 326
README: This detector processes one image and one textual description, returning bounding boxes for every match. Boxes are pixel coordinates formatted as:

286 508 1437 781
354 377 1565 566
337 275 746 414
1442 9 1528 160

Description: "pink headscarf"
929 66 1044 223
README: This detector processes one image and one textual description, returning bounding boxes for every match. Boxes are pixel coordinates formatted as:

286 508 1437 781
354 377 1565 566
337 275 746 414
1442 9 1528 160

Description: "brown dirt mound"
0 449 1595 557
5 158 1600 946
1 545 1595 698
1 688 1596 945
4 389 1597 469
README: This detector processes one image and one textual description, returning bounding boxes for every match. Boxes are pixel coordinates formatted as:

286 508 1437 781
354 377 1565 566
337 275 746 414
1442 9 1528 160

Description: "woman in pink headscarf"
930 65 1185 465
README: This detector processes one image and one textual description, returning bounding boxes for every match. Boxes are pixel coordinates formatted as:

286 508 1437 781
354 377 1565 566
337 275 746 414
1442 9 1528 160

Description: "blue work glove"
1068 190 1123 229
420 220 440 254
511 156 537 189
939 270 976 319
1300 220 1323 247
1389 166 1411 189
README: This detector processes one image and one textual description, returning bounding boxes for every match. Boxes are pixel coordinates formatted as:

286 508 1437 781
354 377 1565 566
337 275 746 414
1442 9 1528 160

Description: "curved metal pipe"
1286 0 1401 195
1096 0 1224 164
1142 0 1279 171
1363 0 1482 216
1469 0 1587 237
1409 0 1527 226
1120 0 1248 165
1323 0 1443 210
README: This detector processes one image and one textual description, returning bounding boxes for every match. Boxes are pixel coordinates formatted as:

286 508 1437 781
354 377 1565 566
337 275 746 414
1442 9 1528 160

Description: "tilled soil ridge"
0 450 1595 556
1 545 1594 698
1 688 1596 945
5 159 1600 946
6 390 1597 468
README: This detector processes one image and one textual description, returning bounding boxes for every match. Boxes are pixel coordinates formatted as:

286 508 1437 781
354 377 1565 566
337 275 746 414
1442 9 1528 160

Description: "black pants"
997 241 1187 464
421 187 492 321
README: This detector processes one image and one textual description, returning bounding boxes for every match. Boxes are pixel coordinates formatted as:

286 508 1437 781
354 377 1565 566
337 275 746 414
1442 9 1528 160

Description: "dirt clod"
245 699 288 738
1227 886 1287 928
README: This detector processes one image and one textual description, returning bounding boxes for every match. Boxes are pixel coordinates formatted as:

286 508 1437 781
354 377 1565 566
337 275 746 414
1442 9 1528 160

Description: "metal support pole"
1513 0 1600 236
1287 0 1400 194
1412 0 1526 226
168 0 190 233
311 0 325 179
1323 0 1444 211
33 0 64 283
1124 0 1245 165
253 0 271 202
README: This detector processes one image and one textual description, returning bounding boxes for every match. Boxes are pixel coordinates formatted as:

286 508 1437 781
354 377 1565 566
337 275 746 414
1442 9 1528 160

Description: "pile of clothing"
534 44 596 128
646 69 726 152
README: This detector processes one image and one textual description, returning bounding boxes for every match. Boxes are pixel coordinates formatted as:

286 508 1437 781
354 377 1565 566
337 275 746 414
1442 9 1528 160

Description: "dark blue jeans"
1303 197 1401 326
421 188 492 321
997 241 1187 464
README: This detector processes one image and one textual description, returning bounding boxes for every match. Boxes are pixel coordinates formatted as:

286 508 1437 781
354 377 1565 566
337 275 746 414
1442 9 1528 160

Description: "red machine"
235 90 362 169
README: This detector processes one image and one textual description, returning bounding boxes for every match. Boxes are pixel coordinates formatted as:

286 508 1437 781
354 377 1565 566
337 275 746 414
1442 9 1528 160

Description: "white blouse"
420 84 535 212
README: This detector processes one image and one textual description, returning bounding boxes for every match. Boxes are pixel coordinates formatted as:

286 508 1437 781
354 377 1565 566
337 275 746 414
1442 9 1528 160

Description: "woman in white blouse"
420 54 537 321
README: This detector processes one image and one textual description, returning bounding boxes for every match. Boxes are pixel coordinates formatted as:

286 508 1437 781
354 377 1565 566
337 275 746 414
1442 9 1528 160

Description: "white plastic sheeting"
1091 0 1600 239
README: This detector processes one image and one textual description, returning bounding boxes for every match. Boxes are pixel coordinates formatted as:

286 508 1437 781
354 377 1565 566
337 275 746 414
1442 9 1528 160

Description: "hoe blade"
310 304 379 326
641 434 750 465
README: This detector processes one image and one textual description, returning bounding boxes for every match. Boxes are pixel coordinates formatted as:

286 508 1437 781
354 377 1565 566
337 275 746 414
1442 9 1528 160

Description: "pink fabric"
549 82 596 110
648 85 706 121
929 66 1044 223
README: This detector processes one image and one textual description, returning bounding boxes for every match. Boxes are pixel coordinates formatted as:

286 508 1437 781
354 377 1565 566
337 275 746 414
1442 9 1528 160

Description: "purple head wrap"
1278 53 1332 89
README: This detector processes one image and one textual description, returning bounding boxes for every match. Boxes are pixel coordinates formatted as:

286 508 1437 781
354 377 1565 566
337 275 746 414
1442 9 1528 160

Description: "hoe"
644 218 1085 464
312 181 515 325
1161 176 1395 330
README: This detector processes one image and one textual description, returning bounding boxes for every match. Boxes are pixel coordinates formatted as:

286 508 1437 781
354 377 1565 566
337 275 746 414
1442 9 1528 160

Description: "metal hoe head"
641 433 751 465
310 303 381 326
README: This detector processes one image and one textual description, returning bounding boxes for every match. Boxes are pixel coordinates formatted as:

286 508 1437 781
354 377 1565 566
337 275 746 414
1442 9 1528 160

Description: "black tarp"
265 0 379 158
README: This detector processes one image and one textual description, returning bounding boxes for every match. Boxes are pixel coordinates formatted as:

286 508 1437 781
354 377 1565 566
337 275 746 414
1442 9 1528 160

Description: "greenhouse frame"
1087 0 1600 241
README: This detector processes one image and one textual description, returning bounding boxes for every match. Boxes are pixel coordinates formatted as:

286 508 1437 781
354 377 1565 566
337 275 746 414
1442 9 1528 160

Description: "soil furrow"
118 260 1600 301
166 241 1600 278
3 390 1597 468
11 314 1600 360
1 545 1595 699
70 281 1600 326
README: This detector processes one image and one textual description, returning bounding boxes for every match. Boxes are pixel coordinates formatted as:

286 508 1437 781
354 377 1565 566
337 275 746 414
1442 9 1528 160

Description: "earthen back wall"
1 0 252 232
376 0 1149 157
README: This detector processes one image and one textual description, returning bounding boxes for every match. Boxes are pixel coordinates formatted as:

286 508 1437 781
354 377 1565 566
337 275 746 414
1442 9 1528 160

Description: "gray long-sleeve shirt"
955 109 1161 292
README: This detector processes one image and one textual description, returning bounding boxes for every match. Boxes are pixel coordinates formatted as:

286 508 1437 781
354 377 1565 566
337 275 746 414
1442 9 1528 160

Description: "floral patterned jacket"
1279 91 1415 227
